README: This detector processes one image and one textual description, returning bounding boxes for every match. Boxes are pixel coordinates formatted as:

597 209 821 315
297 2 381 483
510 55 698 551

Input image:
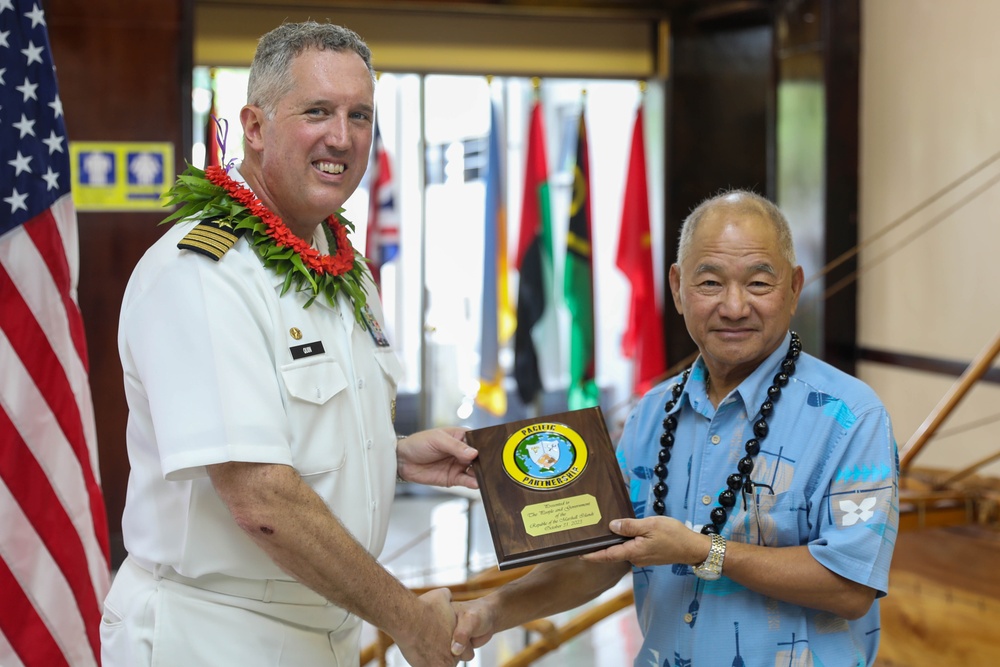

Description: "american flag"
365 121 399 290
0 2 110 666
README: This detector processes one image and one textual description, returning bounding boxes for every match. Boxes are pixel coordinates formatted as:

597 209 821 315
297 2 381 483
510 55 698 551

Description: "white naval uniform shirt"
117 210 401 591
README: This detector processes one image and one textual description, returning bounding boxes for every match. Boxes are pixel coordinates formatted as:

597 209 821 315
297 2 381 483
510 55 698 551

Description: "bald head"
677 190 796 268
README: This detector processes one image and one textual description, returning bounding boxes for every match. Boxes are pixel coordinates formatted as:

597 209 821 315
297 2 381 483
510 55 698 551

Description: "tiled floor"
362 485 642 666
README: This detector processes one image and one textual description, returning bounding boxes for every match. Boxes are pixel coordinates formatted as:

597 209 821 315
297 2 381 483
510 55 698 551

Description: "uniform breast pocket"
371 349 402 421
374 350 403 392
280 357 349 475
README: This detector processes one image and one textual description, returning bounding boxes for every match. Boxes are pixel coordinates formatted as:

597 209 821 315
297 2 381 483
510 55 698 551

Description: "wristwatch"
693 533 726 581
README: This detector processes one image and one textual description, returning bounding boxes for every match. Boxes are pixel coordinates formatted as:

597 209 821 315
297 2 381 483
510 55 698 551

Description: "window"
192 68 665 432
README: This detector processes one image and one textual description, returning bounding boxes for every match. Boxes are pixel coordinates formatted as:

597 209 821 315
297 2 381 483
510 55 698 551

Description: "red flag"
513 97 553 405
366 122 399 290
205 69 222 168
1 3 110 666
616 103 666 395
205 105 222 168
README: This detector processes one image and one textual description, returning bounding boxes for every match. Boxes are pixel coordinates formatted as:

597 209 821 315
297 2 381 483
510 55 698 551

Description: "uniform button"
371 501 377 511
710 435 721 445
365 439 373 449
701 495 712 505
315 387 322 399
357 378 365 389
683 612 694 624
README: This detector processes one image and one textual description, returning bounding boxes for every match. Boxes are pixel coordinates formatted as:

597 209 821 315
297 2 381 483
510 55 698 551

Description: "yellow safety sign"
69 141 174 211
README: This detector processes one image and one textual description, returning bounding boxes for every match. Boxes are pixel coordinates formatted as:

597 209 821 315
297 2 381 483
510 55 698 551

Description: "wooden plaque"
467 406 635 570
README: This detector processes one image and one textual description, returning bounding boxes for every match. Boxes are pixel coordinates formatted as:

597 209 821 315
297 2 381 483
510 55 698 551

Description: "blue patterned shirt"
618 332 898 667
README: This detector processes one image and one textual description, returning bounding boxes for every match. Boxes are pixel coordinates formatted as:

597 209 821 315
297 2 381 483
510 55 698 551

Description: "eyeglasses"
742 481 774 546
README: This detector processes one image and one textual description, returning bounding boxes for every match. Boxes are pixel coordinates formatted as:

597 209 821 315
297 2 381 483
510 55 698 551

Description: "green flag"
564 107 599 409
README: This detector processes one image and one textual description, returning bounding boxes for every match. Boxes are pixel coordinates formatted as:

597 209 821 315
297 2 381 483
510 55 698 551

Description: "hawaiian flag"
616 102 666 395
0 2 111 666
366 121 399 290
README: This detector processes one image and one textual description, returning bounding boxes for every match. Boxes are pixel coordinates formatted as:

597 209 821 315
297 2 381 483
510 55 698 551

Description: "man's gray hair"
676 189 796 266
247 21 375 118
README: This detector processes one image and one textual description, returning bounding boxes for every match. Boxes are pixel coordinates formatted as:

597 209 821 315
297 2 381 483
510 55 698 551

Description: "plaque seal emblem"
501 422 589 491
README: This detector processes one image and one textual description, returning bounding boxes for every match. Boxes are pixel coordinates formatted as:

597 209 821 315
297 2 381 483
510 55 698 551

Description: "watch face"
693 565 721 581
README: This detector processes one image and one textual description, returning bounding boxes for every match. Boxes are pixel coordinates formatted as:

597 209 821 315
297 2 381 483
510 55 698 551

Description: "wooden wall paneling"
46 0 193 569
663 7 774 368
820 0 860 375
195 3 658 77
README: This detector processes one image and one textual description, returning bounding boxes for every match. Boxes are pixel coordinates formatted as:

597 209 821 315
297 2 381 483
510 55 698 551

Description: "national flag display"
1 2 111 666
564 107 599 410
616 102 666 395
476 98 515 416
513 95 554 406
204 68 222 168
366 121 400 290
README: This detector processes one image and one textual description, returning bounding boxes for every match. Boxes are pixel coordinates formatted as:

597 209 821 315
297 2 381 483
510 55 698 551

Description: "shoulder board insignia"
177 220 245 261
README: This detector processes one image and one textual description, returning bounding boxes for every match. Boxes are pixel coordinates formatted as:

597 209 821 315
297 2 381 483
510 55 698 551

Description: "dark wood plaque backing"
467 406 635 570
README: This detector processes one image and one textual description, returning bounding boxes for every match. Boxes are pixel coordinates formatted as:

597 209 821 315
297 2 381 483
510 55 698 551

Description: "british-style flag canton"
1 0 70 235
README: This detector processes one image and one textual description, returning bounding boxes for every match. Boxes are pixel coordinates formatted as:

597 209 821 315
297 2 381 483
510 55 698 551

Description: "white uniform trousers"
101 557 362 666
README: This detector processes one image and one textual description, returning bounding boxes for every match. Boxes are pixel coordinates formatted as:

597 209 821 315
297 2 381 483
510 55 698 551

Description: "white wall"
859 0 1000 476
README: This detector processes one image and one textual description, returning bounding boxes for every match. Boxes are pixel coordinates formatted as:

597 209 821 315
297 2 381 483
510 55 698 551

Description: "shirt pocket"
373 349 403 391
281 356 348 405
279 357 349 474
371 349 404 427
734 487 807 548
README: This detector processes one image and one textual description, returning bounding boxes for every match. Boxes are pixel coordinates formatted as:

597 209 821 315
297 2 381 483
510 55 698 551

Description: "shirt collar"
671 331 793 418
729 331 794 417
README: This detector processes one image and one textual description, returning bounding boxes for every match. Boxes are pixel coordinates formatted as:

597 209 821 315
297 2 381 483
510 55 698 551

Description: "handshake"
389 588 495 667
383 531 640 667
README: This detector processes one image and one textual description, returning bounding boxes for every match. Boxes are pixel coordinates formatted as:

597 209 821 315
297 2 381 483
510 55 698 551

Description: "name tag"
290 341 326 360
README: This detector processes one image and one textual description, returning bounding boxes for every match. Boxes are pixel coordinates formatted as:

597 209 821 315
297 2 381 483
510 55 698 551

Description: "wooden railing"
359 566 632 667
495 589 633 667
896 329 1000 530
899 330 1000 473
359 565 531 667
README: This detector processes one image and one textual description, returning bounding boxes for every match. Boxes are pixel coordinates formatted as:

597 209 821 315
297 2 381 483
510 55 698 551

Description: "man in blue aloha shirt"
451 190 898 667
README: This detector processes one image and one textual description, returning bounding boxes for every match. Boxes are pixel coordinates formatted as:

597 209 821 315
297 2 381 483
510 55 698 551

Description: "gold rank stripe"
189 226 238 247
178 224 240 261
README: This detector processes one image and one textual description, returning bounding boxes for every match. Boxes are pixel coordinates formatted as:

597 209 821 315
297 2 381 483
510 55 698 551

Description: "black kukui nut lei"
653 332 802 536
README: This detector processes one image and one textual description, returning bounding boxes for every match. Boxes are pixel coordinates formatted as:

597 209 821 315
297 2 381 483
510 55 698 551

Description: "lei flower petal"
162 163 370 320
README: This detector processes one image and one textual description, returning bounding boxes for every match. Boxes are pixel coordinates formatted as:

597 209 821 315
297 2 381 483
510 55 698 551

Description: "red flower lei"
205 165 356 276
